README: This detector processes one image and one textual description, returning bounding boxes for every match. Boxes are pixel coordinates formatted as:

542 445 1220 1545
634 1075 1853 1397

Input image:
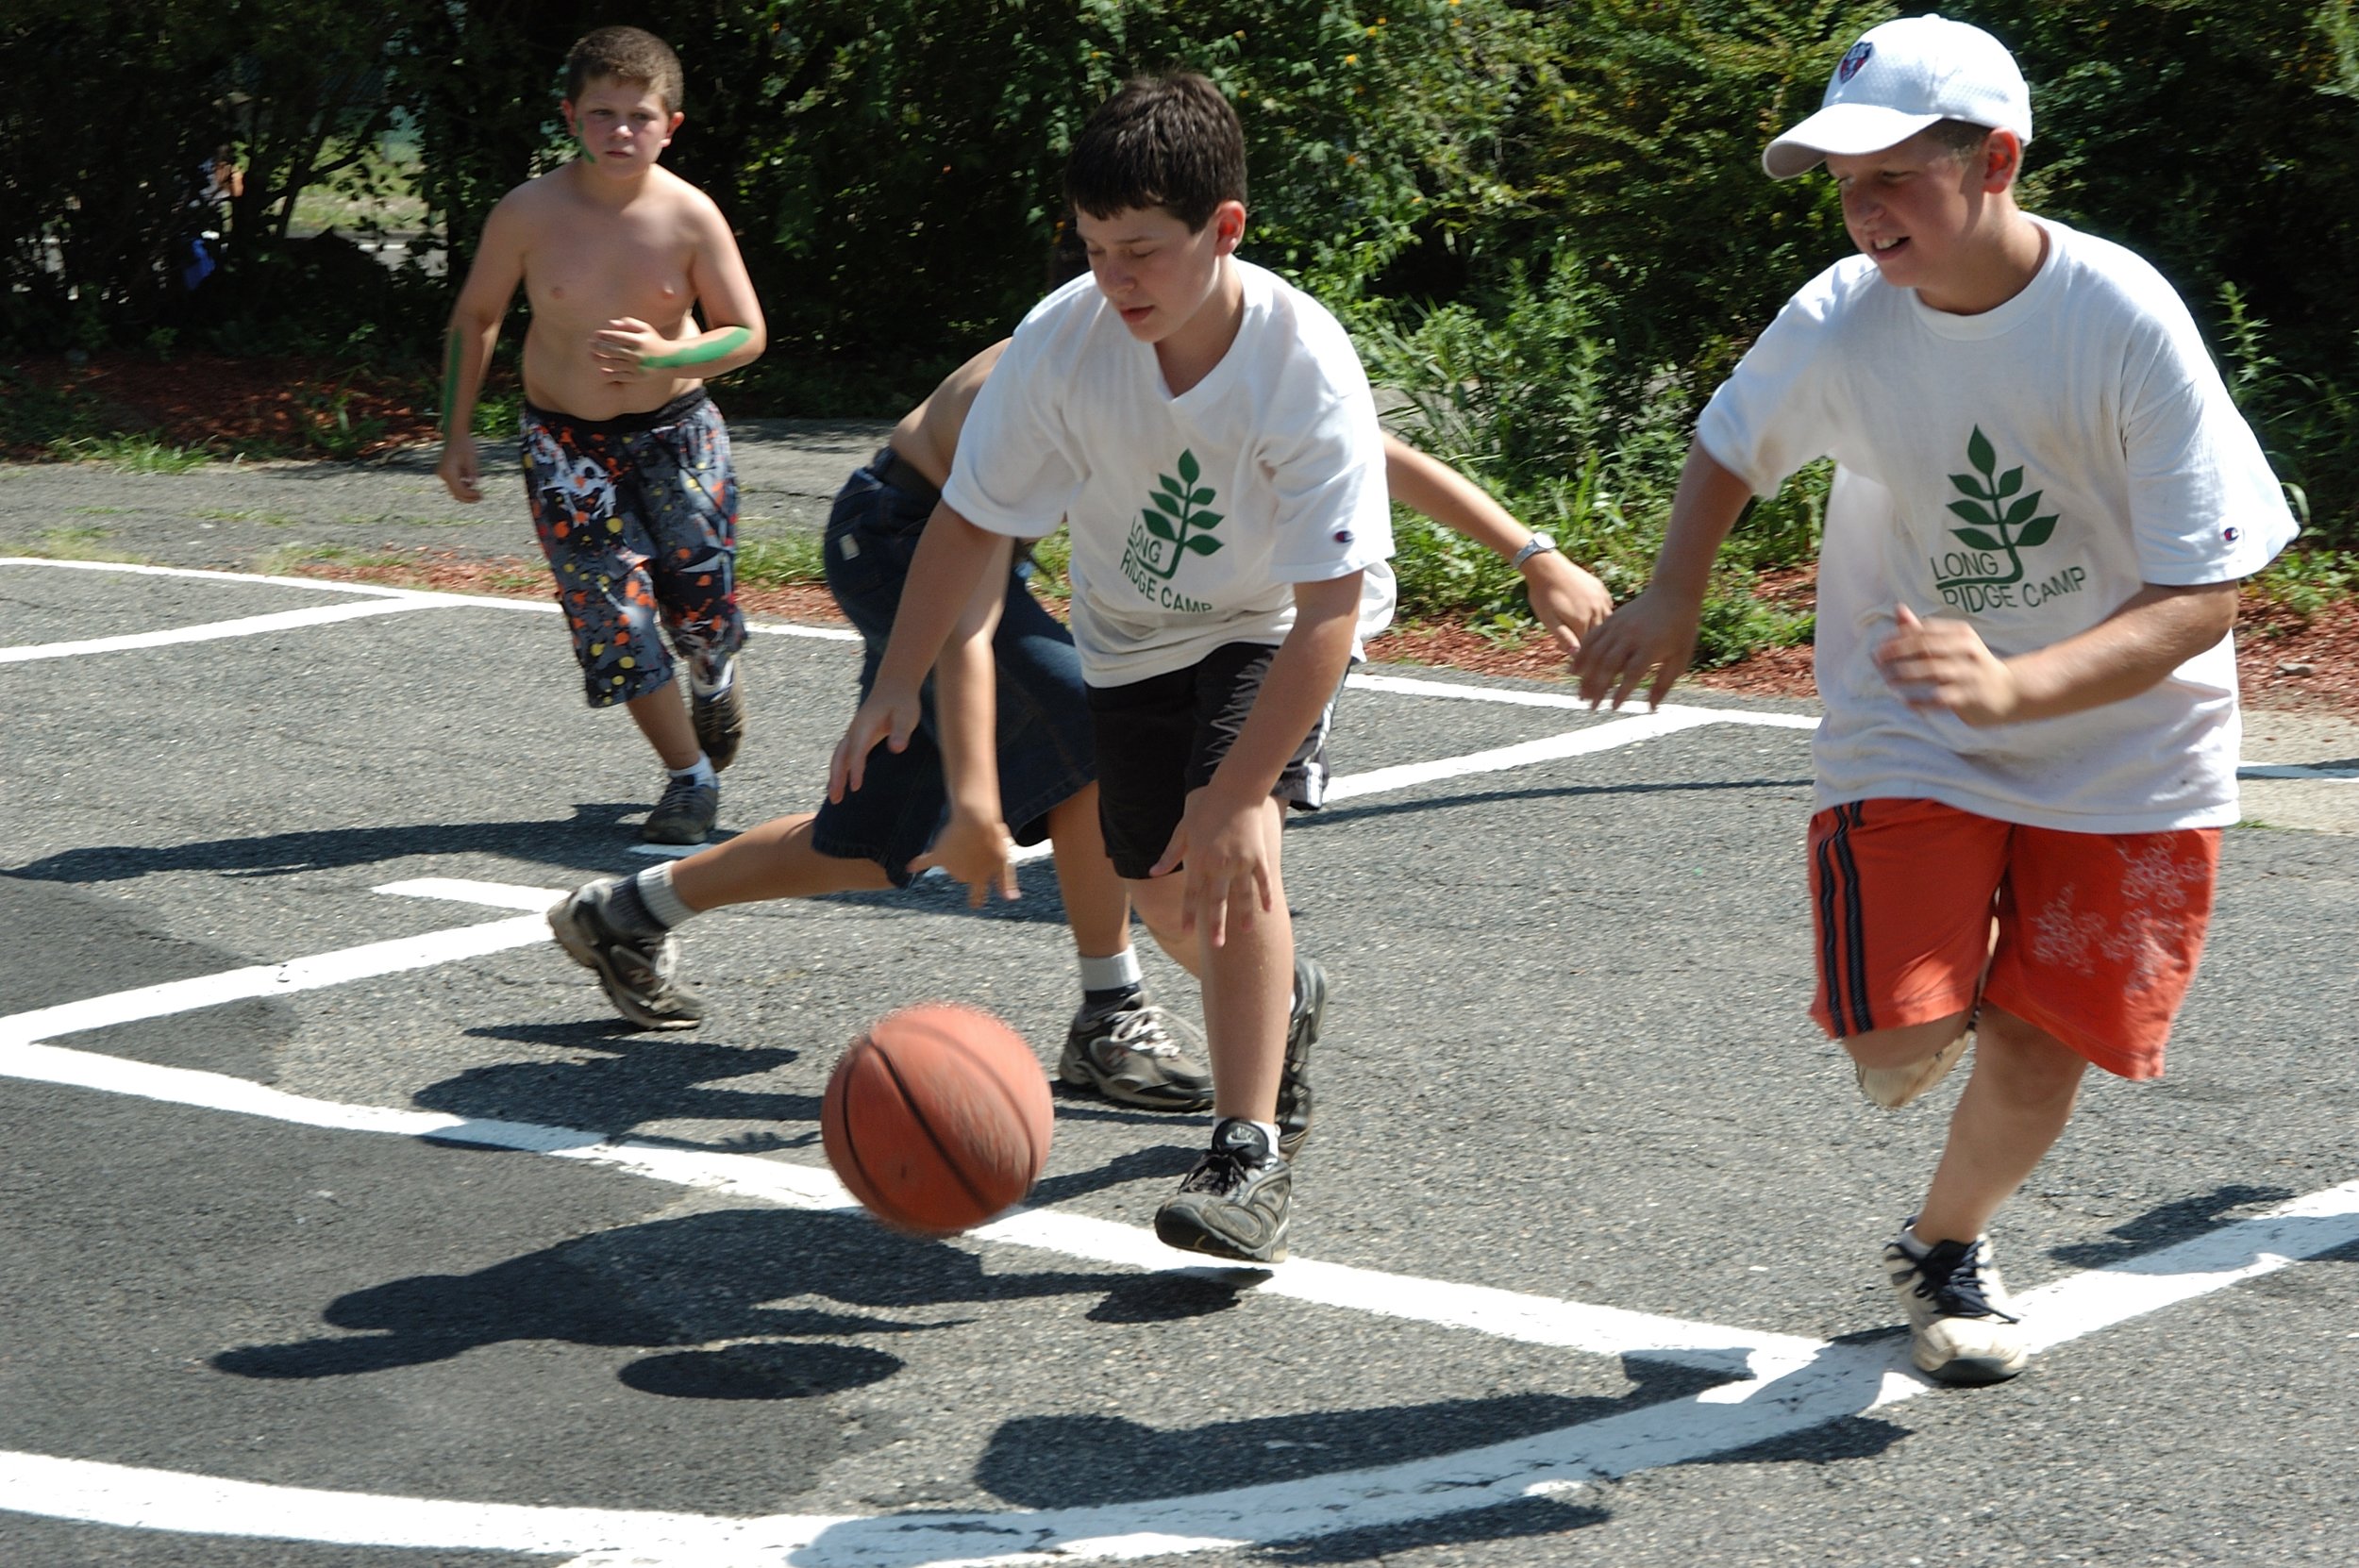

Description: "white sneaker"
1883 1229 2028 1384
1855 1033 1968 1109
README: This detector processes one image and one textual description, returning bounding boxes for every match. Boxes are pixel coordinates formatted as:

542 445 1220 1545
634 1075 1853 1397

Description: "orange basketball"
821 1002 1054 1236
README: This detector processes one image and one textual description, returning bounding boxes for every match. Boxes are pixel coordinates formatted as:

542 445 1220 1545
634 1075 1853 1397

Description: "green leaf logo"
1129 450 1224 581
1932 425 2059 593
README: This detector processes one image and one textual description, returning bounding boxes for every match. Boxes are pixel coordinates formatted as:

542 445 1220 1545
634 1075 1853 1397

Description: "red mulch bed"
291 553 2359 720
8 351 440 460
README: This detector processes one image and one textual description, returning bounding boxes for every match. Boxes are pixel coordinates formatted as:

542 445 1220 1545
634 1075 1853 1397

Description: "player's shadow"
810 856 1077 927
411 1024 819 1149
209 1207 1128 1393
2 804 666 884
968 1369 1717 1513
2047 1182 2299 1268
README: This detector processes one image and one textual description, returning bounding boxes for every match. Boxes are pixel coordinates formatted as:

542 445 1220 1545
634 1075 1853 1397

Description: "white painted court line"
0 555 859 643
5 1176 2352 1567
0 596 438 662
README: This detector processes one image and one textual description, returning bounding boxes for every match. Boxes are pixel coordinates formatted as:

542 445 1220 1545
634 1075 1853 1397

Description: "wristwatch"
1509 531 1558 570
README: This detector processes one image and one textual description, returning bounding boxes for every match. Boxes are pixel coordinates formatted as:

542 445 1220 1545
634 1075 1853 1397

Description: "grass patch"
4 527 145 563
47 434 209 473
68 506 130 516
2250 548 2359 620
257 543 412 574
736 529 828 589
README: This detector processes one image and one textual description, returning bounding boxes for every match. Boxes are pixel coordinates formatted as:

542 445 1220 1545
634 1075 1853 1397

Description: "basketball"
821 1002 1054 1236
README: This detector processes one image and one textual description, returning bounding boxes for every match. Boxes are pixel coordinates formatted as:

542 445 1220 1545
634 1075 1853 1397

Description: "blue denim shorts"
812 449 1096 887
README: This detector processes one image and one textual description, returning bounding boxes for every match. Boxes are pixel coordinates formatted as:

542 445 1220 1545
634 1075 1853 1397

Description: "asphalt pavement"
3 443 2357 1567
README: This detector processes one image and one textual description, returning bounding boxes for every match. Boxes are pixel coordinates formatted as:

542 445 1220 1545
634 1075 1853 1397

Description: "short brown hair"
1926 118 1996 161
1064 74 1246 233
563 26 684 116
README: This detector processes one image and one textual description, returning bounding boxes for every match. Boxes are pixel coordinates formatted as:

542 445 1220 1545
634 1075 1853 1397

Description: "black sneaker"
691 675 746 772
1276 955 1326 1159
1061 993 1214 1110
643 772 719 844
547 879 705 1030
1153 1118 1292 1263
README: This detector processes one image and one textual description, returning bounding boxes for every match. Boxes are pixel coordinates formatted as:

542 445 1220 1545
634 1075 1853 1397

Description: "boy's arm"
589 197 768 384
1573 439 1756 709
1381 434 1613 658
907 537 1023 906
827 502 1005 799
434 200 528 503
1147 571 1362 948
1875 584 2239 726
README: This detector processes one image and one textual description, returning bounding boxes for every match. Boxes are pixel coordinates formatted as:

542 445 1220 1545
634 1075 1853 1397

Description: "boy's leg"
625 684 702 771
632 396 746 773
1047 786 1213 1111
1912 1005 2086 1246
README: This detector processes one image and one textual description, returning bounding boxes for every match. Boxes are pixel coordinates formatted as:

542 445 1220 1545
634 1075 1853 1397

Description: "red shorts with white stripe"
1806 797 2220 1080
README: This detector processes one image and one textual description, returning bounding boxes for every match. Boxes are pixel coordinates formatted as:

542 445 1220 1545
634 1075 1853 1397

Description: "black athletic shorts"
1085 641 1343 880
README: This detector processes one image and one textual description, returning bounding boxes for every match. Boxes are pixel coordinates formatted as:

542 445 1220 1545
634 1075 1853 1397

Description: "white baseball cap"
1763 14 2033 179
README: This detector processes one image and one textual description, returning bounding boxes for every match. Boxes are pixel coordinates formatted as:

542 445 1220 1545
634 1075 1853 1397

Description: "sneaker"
691 676 746 772
1883 1230 2028 1385
547 879 705 1030
642 772 719 844
1061 993 1214 1110
1153 1118 1293 1263
1275 955 1326 1159
1855 1033 1969 1109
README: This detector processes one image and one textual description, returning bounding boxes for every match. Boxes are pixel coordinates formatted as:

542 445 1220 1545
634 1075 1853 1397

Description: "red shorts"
1806 798 2220 1080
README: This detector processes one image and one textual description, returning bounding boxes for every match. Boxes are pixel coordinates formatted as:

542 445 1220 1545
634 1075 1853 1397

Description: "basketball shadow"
209 1207 1127 1393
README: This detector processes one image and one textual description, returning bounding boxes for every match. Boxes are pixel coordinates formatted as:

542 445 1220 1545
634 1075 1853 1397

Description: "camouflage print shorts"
520 389 745 708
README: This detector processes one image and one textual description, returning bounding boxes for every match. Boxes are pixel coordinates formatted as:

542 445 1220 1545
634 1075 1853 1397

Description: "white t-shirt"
945 260 1395 684
1697 217 2297 832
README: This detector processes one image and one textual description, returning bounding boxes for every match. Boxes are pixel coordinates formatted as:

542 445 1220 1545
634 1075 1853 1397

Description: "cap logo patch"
1837 41 1874 83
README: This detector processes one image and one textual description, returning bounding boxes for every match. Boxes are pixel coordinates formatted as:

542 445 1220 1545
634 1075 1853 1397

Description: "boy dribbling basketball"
833 75 1396 1264
1576 15 2297 1382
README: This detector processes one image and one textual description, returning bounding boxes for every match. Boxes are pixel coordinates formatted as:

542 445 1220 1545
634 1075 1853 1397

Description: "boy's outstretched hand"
1874 604 2020 725
910 809 1020 909
828 684 924 801
1573 584 1704 710
1148 784 1276 950
434 442 482 505
1524 553 1615 662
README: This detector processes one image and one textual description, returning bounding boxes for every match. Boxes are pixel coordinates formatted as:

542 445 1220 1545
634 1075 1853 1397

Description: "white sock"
1246 1120 1282 1160
690 659 735 697
1078 947 1142 993
669 756 716 788
634 863 695 928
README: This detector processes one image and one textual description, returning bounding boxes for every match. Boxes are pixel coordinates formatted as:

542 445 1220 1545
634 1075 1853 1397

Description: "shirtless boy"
435 25 765 844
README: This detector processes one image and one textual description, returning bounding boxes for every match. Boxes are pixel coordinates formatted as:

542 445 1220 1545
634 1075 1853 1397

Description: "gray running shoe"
1061 993 1214 1110
1153 1118 1292 1263
547 879 705 1030
1276 955 1326 1159
1884 1230 2028 1385
691 676 746 772
643 773 719 844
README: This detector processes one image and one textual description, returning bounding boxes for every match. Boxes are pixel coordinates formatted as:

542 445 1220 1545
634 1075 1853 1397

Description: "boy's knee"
1842 1011 1972 1071
1967 1007 2088 1095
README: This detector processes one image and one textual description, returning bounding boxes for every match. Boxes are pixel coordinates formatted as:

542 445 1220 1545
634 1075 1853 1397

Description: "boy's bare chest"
526 214 694 325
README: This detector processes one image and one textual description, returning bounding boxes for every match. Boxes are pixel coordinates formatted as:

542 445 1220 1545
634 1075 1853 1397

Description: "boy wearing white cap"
1577 15 2296 1384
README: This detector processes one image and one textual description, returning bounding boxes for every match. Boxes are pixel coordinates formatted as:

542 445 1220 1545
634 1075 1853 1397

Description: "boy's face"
562 75 680 180
1076 202 1246 346
1825 127 2013 303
